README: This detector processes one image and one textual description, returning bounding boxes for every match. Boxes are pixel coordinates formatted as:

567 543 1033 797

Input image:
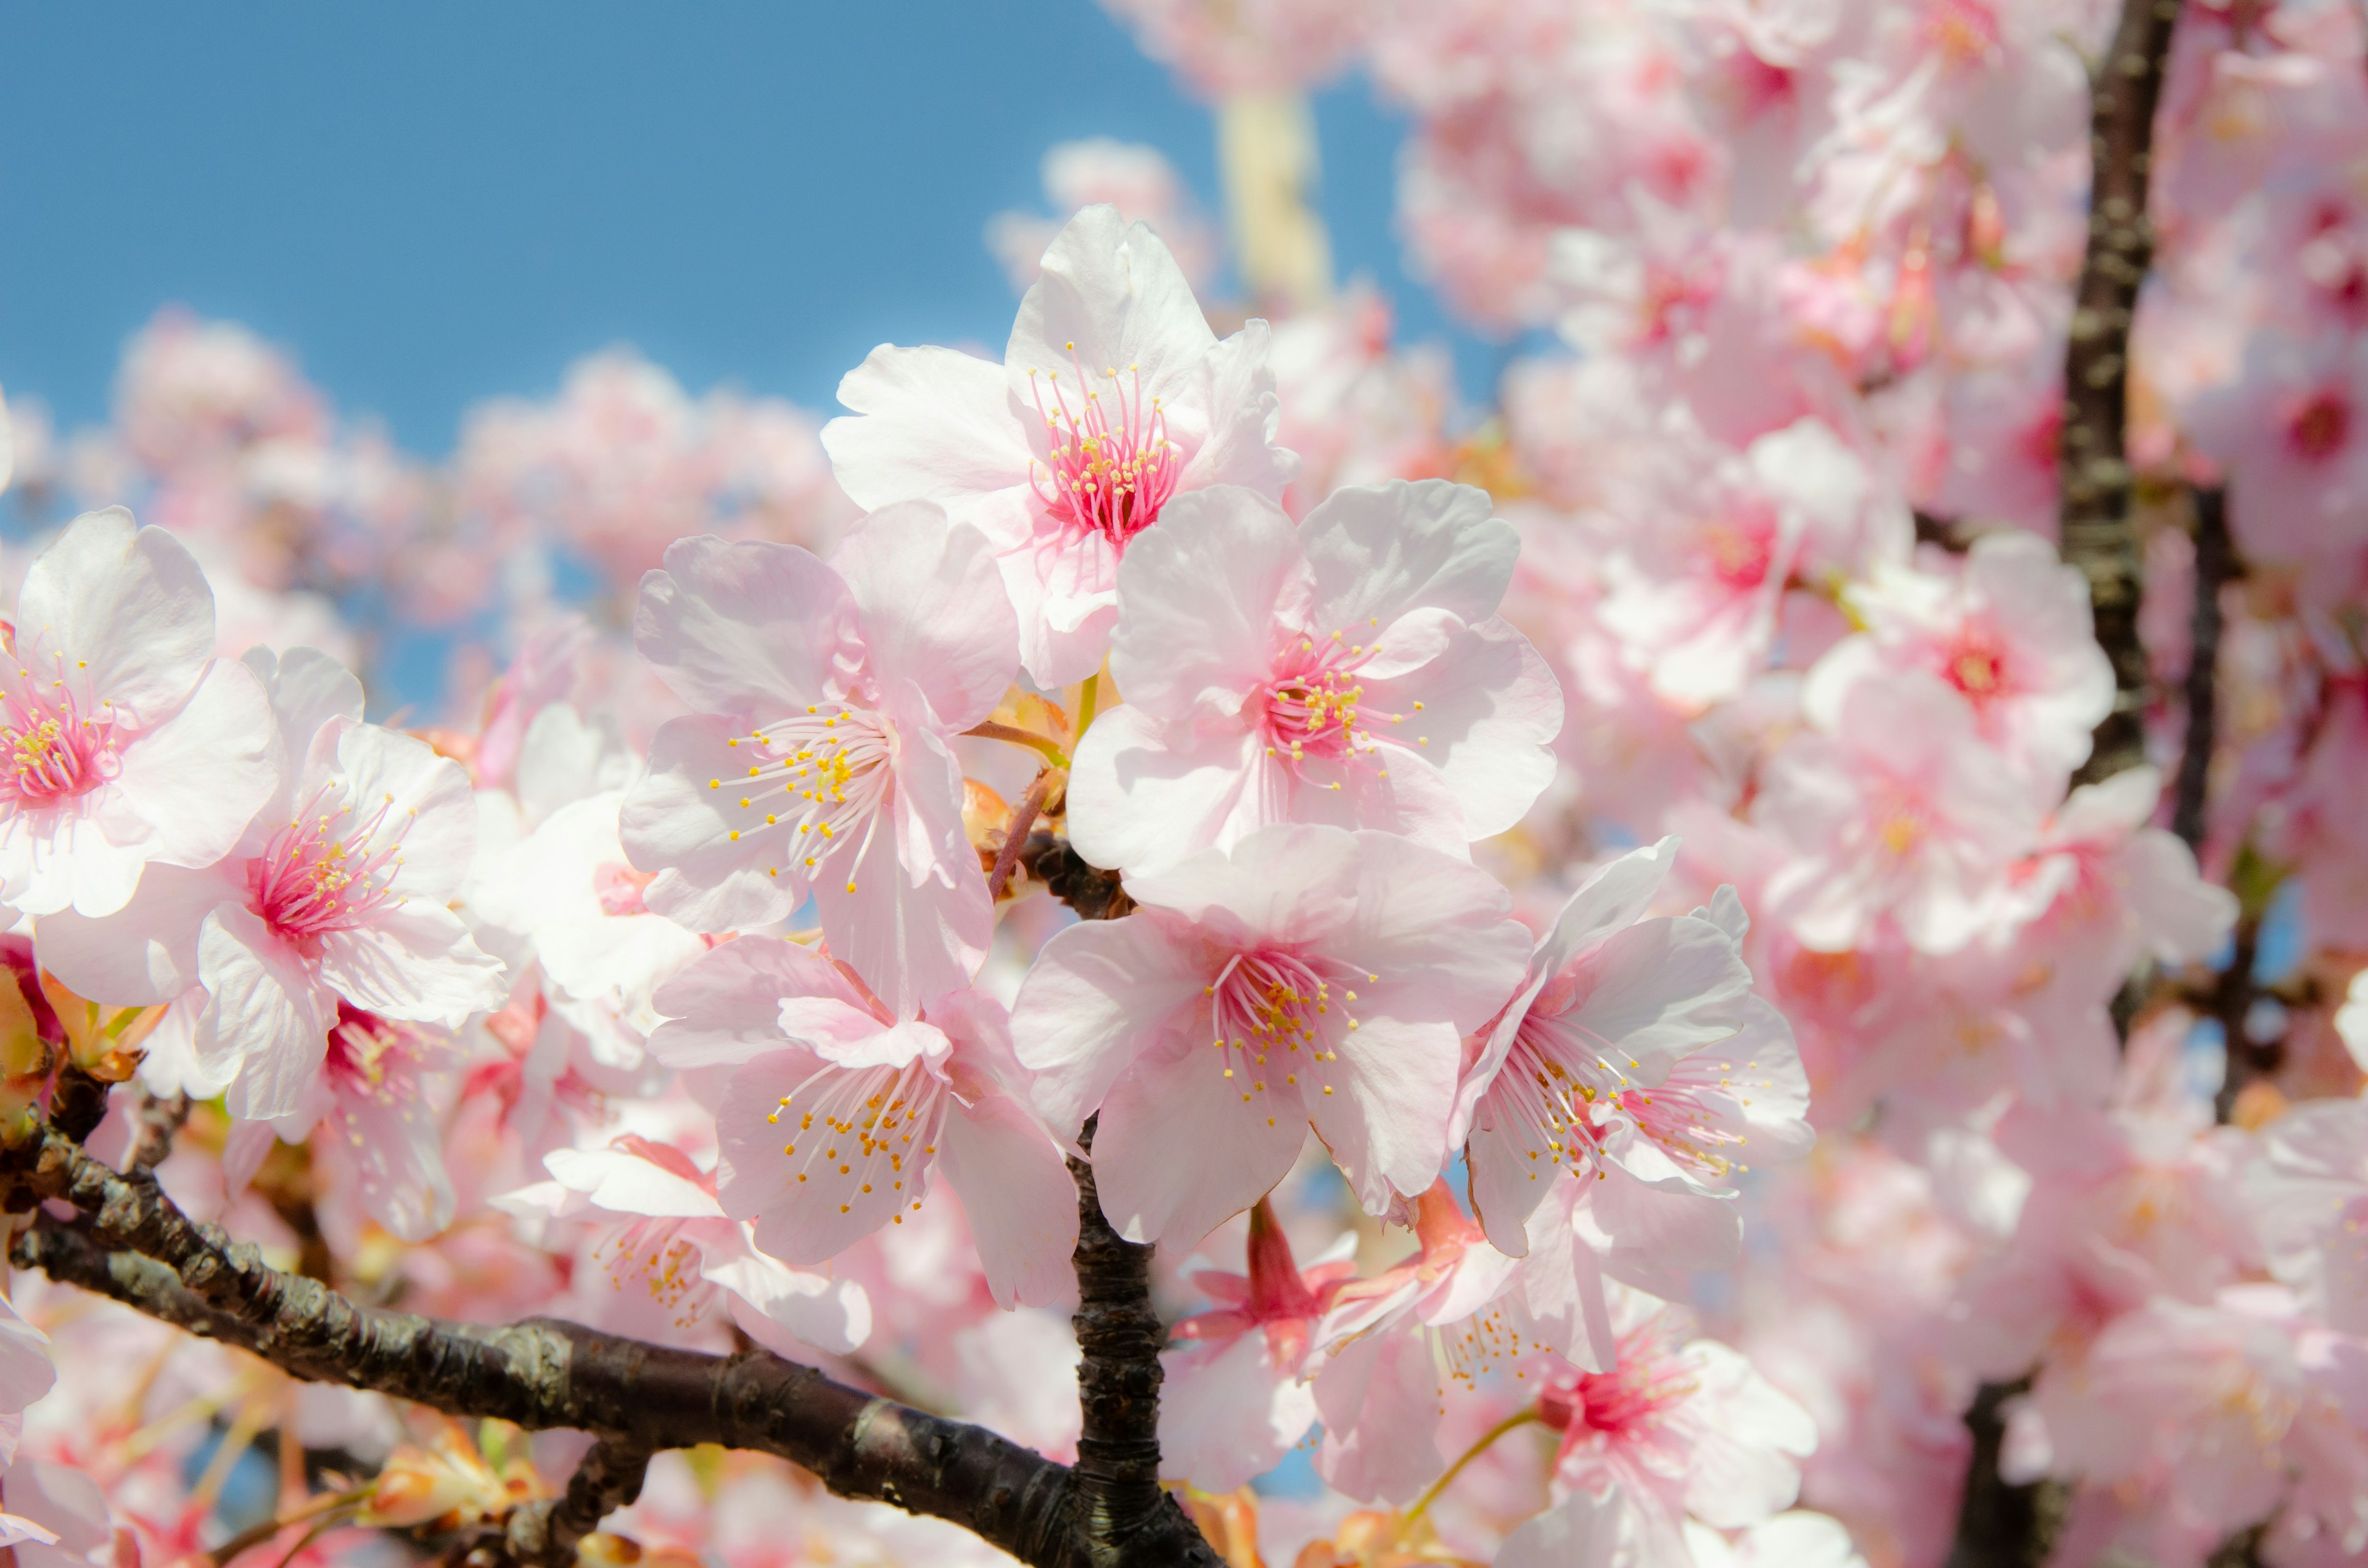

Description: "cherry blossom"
0 507 274 917
648 935 1077 1307
496 1132 873 1356
1013 824 1530 1246
33 645 506 1117
821 205 1297 686
1066 479 1562 875
621 503 1015 1014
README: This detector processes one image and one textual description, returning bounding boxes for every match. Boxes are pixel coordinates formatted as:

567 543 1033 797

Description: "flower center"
0 643 121 809
594 861 656 916
1538 1328 1698 1442
1258 630 1408 780
766 1057 945 1226
596 1217 710 1325
1690 507 1779 591
2289 390 2352 462
1027 347 1180 548
1202 947 1370 1118
1943 626 2009 700
715 704 895 896
1484 1006 1640 1180
249 784 409 956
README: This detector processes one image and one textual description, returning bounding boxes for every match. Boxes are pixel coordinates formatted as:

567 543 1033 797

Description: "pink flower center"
1689 506 1780 591
248 784 408 956
2288 390 2353 462
715 703 894 897
1257 630 1408 779
1539 1331 1698 1445
1202 946 1370 1114
596 1215 712 1324
594 861 656 916
1486 1004 1637 1180
1941 625 2010 702
0 644 121 809
1925 0 2001 65
1027 349 1181 548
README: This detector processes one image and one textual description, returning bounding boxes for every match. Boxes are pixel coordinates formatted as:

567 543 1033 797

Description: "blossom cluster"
2 1 2367 1567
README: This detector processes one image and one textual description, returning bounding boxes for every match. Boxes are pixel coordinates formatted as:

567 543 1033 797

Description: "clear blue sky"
0 2 1500 453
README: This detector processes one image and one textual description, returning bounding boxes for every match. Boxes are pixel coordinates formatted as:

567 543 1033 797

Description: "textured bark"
1066 1119 1180 1567
2172 487 2232 851
46 1064 110 1144
479 1440 652 1568
2061 0 2185 787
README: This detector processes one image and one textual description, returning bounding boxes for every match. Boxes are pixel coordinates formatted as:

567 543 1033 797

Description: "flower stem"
1400 1408 1542 1535
962 721 1069 771
1075 671 1101 738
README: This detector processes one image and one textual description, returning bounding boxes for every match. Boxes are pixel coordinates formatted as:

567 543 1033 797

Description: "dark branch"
1066 1119 1179 1564
487 1439 651 1568
1017 832 1135 922
2172 486 2233 851
2061 0 2186 787
1 1128 1216 1568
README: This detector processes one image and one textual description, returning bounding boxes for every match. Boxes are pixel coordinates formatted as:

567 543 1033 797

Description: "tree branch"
2061 0 2186 787
2172 486 2232 852
485 1439 651 1568
3 1128 1218 1568
1066 1118 1177 1562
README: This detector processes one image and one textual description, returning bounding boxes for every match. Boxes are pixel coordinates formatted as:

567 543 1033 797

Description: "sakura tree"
1 1 2364 1566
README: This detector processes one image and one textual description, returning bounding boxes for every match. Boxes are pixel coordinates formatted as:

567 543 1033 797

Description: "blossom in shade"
648 935 1077 1308
33 646 506 1117
496 1133 873 1356
1158 1199 1362 1492
1064 479 1562 876
222 1004 462 1242
1458 840 1812 1292
0 507 274 917
1011 823 1531 1247
620 503 1016 1014
822 205 1296 686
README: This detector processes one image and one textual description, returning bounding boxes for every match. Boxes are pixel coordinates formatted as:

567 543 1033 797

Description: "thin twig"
988 770 1058 902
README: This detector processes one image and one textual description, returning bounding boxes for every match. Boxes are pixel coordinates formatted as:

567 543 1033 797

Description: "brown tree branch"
1066 1119 1175 1562
7 1117 1217 1568
478 1439 651 1568
2172 487 2233 851
2061 0 2186 787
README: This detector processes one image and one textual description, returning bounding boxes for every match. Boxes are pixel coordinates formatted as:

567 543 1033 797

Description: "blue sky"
0 2 1500 453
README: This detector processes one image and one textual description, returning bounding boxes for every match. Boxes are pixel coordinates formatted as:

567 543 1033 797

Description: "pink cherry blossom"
1460 840 1811 1295
822 205 1297 686
496 1133 873 1357
1013 824 1530 1246
35 646 506 1117
987 139 1220 296
1158 1199 1360 1492
648 935 1076 1308
620 502 1016 1014
0 507 275 917
221 1004 464 1242
1805 530 2113 784
1756 668 2042 954
1065 479 1562 876
1533 1310 1819 1557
